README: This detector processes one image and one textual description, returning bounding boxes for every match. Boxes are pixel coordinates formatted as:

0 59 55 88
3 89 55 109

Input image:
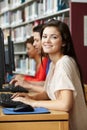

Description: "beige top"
45 55 87 130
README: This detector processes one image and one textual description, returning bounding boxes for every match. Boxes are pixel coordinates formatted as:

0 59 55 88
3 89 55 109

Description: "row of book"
0 0 69 28
0 0 26 12
0 0 69 12
15 56 36 75
11 16 69 44
11 23 33 43
3 16 69 45
1 24 33 45
0 11 11 28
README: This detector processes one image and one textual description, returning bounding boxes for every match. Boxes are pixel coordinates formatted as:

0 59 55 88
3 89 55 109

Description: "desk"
0 108 69 130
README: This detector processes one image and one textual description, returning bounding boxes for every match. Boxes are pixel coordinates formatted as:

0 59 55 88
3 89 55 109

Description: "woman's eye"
42 35 58 39
51 35 58 39
42 35 47 38
52 36 57 39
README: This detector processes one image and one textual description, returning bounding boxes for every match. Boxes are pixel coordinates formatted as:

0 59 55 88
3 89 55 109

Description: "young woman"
11 36 48 92
24 36 48 81
12 19 87 130
33 24 51 74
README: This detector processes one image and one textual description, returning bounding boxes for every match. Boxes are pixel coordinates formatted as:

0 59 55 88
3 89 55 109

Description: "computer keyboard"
0 93 25 108
1 84 29 93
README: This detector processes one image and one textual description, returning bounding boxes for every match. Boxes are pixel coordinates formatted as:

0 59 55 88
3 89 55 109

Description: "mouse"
14 103 34 112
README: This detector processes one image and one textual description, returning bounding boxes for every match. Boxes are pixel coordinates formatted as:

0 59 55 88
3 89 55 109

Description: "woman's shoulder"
56 55 77 71
59 55 75 65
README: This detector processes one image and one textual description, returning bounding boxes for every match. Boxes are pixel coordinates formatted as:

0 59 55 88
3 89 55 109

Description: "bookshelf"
0 0 69 67
0 0 69 52
0 0 87 83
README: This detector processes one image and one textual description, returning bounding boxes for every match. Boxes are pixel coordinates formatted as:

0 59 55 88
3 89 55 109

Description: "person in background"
12 19 87 130
33 24 42 55
10 24 50 92
33 24 51 75
24 36 48 81
10 36 48 92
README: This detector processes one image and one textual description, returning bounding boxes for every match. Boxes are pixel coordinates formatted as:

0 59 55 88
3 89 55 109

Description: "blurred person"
10 36 48 92
33 24 51 74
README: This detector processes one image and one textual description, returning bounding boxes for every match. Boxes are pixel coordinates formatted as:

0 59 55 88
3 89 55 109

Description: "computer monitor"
0 28 6 89
5 35 15 75
0 28 15 89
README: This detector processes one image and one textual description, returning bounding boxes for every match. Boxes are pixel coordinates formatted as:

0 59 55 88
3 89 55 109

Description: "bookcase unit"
0 0 87 83
0 0 69 67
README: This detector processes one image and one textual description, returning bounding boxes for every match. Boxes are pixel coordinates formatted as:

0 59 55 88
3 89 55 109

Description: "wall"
70 2 87 83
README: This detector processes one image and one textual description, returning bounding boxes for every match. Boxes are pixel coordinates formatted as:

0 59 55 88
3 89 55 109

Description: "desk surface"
0 108 69 130
0 108 68 122
0 91 69 122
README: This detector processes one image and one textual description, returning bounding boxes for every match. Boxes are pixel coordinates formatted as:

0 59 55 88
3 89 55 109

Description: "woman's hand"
15 80 31 89
15 74 25 81
11 93 36 107
10 74 24 84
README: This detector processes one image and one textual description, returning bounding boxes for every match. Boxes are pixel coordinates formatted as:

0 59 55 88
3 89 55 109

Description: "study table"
0 107 69 130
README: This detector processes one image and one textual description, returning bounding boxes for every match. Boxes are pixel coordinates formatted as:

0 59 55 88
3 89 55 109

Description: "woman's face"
26 43 37 58
33 32 42 54
41 26 63 55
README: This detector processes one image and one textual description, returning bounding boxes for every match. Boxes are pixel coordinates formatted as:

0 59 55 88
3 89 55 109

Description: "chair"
84 84 87 104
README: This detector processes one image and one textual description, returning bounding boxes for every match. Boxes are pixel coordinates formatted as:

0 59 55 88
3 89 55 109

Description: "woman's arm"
34 90 73 112
14 80 44 93
12 89 73 112
10 74 24 84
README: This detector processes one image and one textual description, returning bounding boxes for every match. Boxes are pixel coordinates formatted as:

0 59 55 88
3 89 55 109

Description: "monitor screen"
0 28 15 89
5 36 15 75
0 28 6 89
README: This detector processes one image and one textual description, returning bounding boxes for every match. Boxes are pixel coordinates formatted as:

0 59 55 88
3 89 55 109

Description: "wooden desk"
0 108 69 130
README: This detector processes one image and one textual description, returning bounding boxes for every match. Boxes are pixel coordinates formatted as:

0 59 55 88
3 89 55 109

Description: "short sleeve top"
44 55 80 100
44 55 87 130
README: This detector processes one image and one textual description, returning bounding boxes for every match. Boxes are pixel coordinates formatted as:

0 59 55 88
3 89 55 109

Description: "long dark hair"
40 19 76 58
40 19 85 98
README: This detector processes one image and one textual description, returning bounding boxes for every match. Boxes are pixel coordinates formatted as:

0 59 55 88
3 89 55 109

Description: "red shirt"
24 57 48 81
